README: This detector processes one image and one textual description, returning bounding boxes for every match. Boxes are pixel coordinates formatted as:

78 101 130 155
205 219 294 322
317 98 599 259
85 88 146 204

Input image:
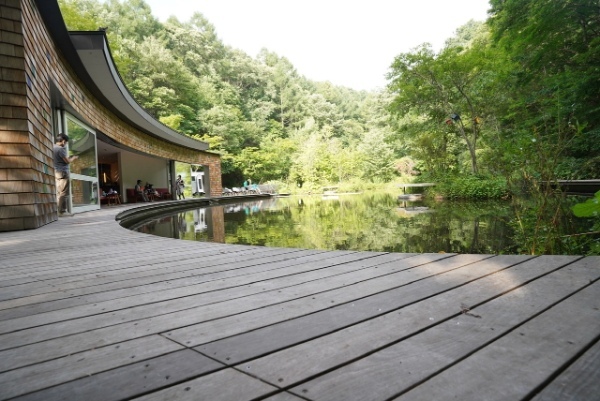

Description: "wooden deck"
0 205 598 401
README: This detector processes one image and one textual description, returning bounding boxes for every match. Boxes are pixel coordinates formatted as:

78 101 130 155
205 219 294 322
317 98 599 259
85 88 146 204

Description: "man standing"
53 133 78 217
175 175 185 200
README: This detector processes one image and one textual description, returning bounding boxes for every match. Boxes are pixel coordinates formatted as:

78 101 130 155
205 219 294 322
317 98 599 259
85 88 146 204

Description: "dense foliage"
58 0 400 190
432 176 508 200
59 0 599 190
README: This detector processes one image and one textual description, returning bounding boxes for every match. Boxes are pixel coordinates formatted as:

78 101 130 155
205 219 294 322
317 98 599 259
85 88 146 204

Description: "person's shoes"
59 212 73 217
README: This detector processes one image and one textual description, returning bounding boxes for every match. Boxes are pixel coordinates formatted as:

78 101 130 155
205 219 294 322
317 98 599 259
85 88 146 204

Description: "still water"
132 192 595 254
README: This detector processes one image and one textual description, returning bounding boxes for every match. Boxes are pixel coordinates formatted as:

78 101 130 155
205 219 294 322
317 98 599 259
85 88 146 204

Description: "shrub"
429 176 509 199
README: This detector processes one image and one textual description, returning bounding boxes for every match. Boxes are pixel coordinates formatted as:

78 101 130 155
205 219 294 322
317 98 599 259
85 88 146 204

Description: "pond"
132 192 597 255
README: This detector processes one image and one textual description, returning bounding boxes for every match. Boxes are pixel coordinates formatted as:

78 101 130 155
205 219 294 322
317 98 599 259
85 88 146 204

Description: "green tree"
387 25 497 176
236 137 297 182
489 0 600 178
102 0 160 41
58 0 405 187
58 0 103 30
358 128 396 182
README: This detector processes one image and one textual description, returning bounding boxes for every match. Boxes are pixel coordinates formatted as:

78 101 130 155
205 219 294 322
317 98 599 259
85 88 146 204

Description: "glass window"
67 117 97 178
64 114 100 211
72 179 98 207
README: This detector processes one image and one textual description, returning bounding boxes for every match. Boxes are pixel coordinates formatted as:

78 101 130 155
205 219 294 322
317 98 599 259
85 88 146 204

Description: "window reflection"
65 115 99 210
67 118 97 177
71 179 98 206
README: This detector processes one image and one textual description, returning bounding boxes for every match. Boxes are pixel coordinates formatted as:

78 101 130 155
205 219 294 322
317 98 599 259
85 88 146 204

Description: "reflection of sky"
223 200 271 215
193 209 207 232
223 199 278 214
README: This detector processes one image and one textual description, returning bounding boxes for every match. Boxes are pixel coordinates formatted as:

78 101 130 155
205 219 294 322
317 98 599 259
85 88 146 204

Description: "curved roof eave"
34 0 209 152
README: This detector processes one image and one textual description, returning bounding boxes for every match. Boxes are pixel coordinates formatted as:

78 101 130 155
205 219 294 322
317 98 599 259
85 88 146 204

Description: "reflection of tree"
167 213 188 239
135 194 592 254
178 213 187 233
230 194 518 253
509 196 596 255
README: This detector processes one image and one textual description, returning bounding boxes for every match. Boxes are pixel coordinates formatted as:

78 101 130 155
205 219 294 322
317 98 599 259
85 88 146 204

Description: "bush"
429 176 509 199
336 179 380 193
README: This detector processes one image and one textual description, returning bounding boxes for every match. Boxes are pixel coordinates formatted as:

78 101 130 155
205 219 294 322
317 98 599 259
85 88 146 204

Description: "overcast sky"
142 0 491 91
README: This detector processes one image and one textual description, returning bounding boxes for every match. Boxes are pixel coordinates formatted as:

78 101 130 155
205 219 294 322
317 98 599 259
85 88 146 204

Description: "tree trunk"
457 119 478 174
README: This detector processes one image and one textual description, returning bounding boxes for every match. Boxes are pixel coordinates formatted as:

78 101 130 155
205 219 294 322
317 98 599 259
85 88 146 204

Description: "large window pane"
72 179 98 207
67 118 97 177
63 114 100 212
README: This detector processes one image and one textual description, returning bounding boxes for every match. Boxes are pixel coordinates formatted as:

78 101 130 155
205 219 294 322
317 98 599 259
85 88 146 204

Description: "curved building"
0 0 222 231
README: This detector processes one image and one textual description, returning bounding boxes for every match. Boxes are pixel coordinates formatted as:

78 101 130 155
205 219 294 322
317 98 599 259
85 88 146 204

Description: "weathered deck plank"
0 253 432 366
286 257 597 400
10 350 223 401
262 394 306 401
0 248 323 314
530 338 600 401
132 368 278 401
0 247 308 300
0 204 597 401
239 256 577 387
0 243 262 283
0 251 391 335
196 254 492 364
0 335 183 399
0 249 355 320
165 253 455 346
0 247 319 310
397 276 600 401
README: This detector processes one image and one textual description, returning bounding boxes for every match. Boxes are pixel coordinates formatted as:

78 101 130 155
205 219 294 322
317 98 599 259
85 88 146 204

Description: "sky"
142 0 491 91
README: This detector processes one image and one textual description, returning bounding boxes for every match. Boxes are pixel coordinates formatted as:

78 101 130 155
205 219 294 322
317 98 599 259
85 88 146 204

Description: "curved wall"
0 0 222 231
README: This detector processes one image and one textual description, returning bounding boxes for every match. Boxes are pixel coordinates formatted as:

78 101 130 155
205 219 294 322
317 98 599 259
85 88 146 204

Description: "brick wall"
0 0 221 231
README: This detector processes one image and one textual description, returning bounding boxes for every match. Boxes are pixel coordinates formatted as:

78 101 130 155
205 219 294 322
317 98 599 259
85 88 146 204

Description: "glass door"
64 115 100 213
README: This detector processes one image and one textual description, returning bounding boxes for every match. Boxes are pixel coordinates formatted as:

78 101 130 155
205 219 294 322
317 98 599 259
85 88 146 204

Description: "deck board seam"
0 252 395 333
0 254 429 352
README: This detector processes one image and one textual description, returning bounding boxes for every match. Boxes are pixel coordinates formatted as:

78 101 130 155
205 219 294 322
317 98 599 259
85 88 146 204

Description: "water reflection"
133 198 276 243
132 193 594 254
133 195 490 253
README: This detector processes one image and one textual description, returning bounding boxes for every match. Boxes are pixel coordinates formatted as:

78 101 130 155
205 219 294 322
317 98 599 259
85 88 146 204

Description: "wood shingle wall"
0 0 53 231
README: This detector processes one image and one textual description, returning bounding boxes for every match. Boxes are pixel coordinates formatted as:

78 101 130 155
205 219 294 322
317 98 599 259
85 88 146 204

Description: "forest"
56 0 600 254
58 0 599 195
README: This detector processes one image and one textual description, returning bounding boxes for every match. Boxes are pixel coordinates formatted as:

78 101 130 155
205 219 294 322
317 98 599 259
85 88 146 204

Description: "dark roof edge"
33 0 209 152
